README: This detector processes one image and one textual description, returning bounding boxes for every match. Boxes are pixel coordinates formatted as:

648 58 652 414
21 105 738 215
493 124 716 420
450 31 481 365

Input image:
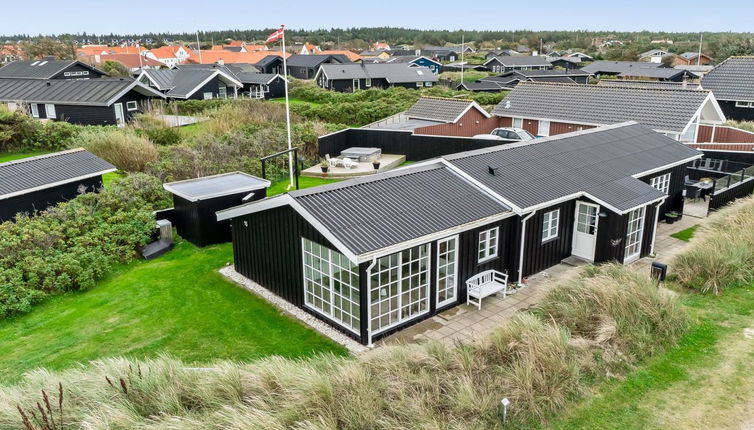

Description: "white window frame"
365 78 372 87
44 104 56 119
218 85 227 99
735 101 754 108
478 227 500 263
302 238 361 334
512 117 523 128
203 92 213 100
30 103 39 118
126 101 138 111
416 81 422 87
542 209 560 242
424 81 432 87
370 244 430 335
538 119 550 137
650 173 671 194
436 235 459 308
624 207 646 263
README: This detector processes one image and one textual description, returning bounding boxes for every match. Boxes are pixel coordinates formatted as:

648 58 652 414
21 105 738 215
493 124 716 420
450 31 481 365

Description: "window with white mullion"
650 173 671 194
478 227 499 263
370 244 430 334
624 207 646 261
302 238 360 333
542 209 559 242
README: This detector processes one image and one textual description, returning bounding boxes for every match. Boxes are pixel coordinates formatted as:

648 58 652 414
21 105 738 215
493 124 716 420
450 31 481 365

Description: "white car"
474 127 536 143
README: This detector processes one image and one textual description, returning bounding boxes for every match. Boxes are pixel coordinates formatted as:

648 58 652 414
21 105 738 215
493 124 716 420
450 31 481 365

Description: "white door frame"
436 235 459 308
113 103 125 127
572 201 599 261
623 206 646 263
352 79 360 91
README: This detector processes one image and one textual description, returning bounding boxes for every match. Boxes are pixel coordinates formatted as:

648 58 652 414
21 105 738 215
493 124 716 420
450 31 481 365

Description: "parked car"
473 127 536 143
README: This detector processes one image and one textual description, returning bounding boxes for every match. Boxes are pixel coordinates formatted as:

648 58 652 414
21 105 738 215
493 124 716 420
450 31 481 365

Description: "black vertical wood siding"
0 176 103 222
637 163 687 220
521 200 576 277
709 178 754 211
594 208 627 264
173 188 266 247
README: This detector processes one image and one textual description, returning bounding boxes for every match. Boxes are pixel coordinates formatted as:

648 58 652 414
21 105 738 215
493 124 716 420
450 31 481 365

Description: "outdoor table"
341 147 382 162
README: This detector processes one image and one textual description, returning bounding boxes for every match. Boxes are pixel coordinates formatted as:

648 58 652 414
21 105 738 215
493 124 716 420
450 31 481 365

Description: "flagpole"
280 25 294 190
460 34 464 83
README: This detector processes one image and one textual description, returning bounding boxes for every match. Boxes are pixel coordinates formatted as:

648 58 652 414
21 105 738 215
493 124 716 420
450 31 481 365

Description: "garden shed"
163 172 270 247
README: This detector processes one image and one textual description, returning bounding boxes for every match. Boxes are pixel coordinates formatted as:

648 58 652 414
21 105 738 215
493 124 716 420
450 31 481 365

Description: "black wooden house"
0 59 107 80
0 149 115 222
286 54 350 79
315 63 438 92
217 122 701 345
163 172 270 247
0 77 165 126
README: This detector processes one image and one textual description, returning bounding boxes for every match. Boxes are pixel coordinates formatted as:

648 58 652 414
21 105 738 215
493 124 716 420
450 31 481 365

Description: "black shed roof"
0 149 115 200
0 60 105 79
0 77 165 105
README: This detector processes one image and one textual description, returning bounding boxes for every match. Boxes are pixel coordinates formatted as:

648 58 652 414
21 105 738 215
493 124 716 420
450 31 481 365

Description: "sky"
2 0 754 36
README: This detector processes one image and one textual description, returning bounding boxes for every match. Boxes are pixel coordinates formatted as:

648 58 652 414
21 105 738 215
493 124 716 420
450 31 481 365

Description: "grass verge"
0 239 347 383
0 150 49 163
267 175 341 196
670 225 698 242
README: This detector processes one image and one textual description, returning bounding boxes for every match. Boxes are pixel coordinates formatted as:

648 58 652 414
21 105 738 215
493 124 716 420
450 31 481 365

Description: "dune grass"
0 239 347 383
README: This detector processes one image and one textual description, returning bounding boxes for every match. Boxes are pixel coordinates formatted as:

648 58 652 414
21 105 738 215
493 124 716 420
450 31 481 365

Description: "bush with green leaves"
132 114 182 146
0 173 169 319
0 106 81 152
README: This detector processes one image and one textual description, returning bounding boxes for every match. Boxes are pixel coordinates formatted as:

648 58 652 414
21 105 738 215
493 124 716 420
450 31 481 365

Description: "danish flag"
265 27 284 44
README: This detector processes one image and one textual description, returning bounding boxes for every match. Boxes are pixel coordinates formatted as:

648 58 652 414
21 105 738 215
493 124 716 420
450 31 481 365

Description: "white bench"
466 270 508 310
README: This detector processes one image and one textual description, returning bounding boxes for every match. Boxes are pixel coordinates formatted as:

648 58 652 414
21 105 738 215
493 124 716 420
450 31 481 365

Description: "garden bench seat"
466 270 508 310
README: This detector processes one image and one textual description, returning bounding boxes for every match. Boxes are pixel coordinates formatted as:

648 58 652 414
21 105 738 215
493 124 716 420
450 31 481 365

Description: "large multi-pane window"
302 238 360 333
650 173 671 194
370 244 430 334
624 207 646 262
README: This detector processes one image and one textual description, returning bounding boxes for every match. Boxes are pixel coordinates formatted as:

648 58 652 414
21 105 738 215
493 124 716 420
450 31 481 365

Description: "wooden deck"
301 154 406 179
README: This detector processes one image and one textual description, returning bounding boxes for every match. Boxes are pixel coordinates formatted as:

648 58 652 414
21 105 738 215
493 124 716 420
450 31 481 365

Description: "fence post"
261 159 266 180
726 175 731 189
741 169 746 184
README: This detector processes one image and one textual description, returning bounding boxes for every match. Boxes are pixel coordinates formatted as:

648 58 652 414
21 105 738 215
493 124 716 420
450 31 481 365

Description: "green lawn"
547 283 754 430
670 225 699 242
267 175 341 196
0 239 347 383
270 97 321 106
0 150 48 163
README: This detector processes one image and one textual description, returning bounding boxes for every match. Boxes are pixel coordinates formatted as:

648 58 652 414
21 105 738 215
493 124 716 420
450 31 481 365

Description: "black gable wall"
521 200 575 277
52 63 104 79
0 176 103 222
637 163 687 221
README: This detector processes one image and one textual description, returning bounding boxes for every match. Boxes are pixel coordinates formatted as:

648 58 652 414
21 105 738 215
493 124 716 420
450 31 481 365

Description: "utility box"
650 261 667 281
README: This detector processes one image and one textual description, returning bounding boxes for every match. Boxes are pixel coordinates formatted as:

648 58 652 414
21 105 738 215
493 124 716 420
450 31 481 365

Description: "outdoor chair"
342 157 358 169
326 154 342 168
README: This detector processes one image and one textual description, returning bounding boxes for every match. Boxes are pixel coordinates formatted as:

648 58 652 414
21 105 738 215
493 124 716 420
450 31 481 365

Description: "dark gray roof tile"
701 56 754 101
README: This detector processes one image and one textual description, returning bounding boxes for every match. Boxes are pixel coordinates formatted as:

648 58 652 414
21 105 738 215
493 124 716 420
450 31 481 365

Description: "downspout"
649 200 664 255
365 258 377 347
517 211 537 286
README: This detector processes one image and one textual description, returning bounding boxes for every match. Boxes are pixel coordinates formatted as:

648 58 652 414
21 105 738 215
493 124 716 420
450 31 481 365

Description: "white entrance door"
436 235 459 308
114 103 125 127
572 201 599 261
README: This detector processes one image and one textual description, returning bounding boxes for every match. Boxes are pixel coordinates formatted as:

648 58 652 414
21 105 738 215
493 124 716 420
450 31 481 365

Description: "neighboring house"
174 63 285 98
364 96 497 137
359 50 391 60
674 52 713 66
0 77 165 126
546 56 582 70
566 52 595 62
145 45 192 67
0 59 106 80
485 49 520 59
1 45 20 64
701 57 754 121
285 54 350 79
597 80 702 90
94 54 166 73
0 149 116 222
372 41 391 51
454 81 507 92
299 43 322 55
491 81 725 142
254 54 285 74
483 55 552 73
186 50 289 65
480 69 591 89
217 122 701 345
582 60 697 81
420 48 457 62
319 50 362 62
639 49 671 63
137 68 243 100
386 55 443 74
315 63 438 92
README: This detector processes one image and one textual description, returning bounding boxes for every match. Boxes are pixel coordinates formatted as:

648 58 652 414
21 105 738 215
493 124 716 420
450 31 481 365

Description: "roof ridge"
518 80 709 93
0 148 85 168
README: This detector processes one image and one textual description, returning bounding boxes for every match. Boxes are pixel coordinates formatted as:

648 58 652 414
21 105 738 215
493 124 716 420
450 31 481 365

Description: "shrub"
78 127 158 172
673 196 754 294
132 114 182 146
0 106 80 152
171 98 235 115
0 266 687 428
0 173 165 318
